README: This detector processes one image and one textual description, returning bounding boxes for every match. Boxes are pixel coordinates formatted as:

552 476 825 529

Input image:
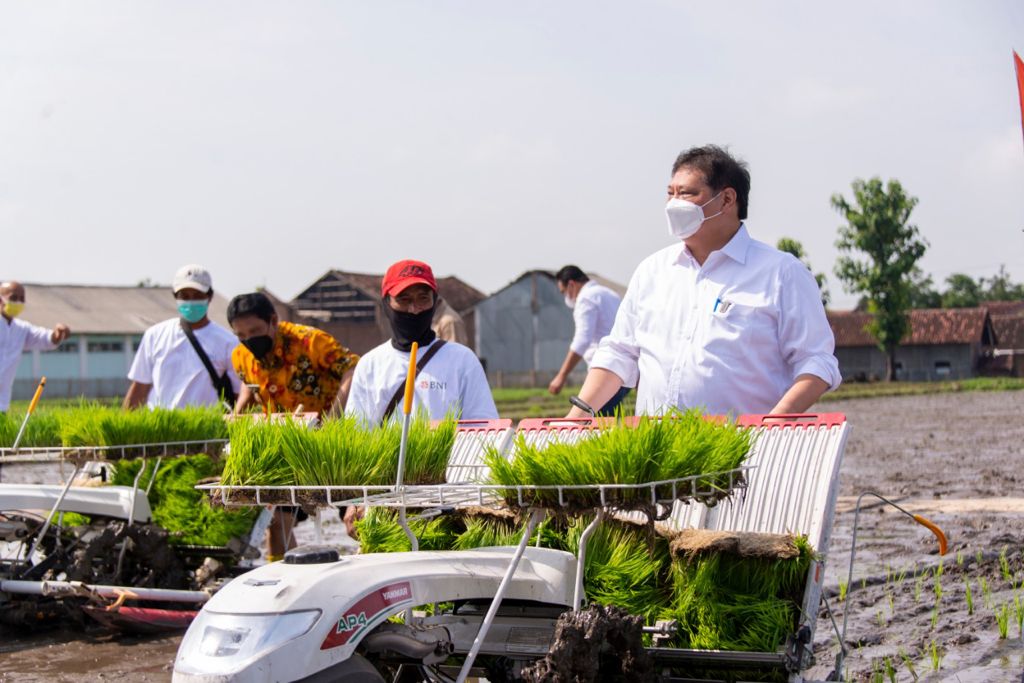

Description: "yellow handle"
403 342 419 416
913 514 948 556
27 376 46 415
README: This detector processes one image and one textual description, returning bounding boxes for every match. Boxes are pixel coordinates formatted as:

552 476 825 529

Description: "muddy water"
2 391 1023 681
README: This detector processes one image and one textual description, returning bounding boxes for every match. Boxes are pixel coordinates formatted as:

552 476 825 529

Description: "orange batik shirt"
232 321 359 416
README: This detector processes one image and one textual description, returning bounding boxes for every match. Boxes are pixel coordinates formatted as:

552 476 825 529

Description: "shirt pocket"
703 302 777 360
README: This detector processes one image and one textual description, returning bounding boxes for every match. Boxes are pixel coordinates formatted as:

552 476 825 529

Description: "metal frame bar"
455 508 544 683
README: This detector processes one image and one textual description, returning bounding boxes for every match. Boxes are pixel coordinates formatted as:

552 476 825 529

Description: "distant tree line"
781 177 1022 381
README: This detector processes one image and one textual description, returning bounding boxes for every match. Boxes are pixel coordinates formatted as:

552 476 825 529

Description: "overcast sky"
2 1 1022 309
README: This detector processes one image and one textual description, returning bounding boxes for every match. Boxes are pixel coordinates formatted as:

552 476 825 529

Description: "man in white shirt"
124 265 240 410
568 145 840 418
0 281 71 412
347 259 498 425
548 266 629 415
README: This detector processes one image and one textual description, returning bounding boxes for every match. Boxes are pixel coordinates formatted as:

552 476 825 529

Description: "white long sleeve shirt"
569 281 622 365
346 339 498 426
590 225 841 416
0 317 56 411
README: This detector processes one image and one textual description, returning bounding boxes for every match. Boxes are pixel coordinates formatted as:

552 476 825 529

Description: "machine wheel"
296 653 387 683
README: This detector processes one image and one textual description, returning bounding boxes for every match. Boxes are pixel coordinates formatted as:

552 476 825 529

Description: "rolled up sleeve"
588 274 641 388
778 262 842 391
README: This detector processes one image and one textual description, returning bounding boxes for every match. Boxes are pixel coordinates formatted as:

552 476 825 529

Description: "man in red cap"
345 259 497 425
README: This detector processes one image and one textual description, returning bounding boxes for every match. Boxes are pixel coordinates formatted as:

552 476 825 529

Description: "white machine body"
0 483 152 522
173 546 575 683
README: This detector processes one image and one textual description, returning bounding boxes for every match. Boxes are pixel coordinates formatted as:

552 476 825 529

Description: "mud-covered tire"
296 654 387 682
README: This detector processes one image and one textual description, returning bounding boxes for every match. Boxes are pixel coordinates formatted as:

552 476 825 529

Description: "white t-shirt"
0 317 56 411
346 339 498 425
127 318 241 409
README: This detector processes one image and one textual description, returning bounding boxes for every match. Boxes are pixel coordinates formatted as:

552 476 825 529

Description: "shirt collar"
677 223 751 267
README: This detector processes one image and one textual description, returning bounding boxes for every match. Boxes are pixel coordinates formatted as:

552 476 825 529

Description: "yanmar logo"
419 380 447 390
399 265 428 278
320 582 413 650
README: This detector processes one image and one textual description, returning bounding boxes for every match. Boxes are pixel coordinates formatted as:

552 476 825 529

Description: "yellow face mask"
3 301 25 318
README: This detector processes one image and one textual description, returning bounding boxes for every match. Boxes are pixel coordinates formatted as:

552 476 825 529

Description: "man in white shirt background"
568 145 841 418
346 259 498 426
0 281 71 412
124 265 240 410
548 265 629 415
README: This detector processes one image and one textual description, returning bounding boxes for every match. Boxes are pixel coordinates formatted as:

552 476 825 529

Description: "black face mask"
384 302 436 352
242 335 275 360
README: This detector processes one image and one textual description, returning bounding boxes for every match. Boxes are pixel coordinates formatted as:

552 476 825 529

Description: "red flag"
1015 51 1024 147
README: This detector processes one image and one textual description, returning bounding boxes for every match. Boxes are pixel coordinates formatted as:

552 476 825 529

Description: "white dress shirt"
346 339 498 426
128 318 241 409
0 318 56 411
590 225 841 416
570 280 622 365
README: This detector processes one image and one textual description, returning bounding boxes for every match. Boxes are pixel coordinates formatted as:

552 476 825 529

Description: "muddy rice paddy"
2 390 1023 682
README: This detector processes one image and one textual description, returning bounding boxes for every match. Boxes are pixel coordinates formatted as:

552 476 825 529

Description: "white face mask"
665 192 723 240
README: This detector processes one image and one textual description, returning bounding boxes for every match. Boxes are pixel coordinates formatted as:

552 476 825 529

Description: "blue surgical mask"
177 300 209 324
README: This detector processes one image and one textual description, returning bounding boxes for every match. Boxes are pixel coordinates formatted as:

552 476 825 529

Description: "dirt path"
2 390 1023 681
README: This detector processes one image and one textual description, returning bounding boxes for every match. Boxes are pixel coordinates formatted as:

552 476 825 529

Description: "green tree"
941 273 982 308
776 237 831 306
980 265 1024 302
832 178 928 381
907 268 941 309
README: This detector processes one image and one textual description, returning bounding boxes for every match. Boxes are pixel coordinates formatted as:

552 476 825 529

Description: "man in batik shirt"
228 292 359 417
227 292 360 561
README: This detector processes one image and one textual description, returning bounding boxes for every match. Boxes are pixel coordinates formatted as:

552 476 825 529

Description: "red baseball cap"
381 259 438 298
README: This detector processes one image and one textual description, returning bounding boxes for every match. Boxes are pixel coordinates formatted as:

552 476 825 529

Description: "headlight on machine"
175 609 321 676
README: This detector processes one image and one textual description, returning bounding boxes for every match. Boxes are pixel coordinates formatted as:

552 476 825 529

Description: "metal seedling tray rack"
0 439 229 464
197 467 749 513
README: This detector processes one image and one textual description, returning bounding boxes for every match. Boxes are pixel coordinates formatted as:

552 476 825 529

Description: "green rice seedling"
995 603 1010 639
1000 547 1012 582
565 518 671 623
664 532 813 652
876 610 885 628
354 508 462 554
965 580 974 615
933 573 943 601
956 550 964 567
887 590 895 615
883 656 897 683
936 558 944 578
1015 594 1023 637
838 579 848 602
113 454 258 547
897 648 918 681
59 404 227 451
485 409 752 510
976 549 984 564
0 408 64 448
895 566 907 585
914 573 924 603
929 640 942 672
930 603 939 630
981 577 992 609
221 419 292 486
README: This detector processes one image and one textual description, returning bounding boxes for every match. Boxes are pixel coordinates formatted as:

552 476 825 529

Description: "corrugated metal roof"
294 270 486 316
18 283 232 335
828 308 992 348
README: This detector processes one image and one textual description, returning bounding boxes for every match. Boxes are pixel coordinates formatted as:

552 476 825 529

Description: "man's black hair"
671 145 751 220
555 265 589 286
227 292 276 324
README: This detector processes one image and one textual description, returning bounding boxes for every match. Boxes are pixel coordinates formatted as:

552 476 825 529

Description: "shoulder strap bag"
180 318 238 406
381 340 447 424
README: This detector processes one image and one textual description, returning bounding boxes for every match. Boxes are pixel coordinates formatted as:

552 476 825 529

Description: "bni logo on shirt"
419 380 447 390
